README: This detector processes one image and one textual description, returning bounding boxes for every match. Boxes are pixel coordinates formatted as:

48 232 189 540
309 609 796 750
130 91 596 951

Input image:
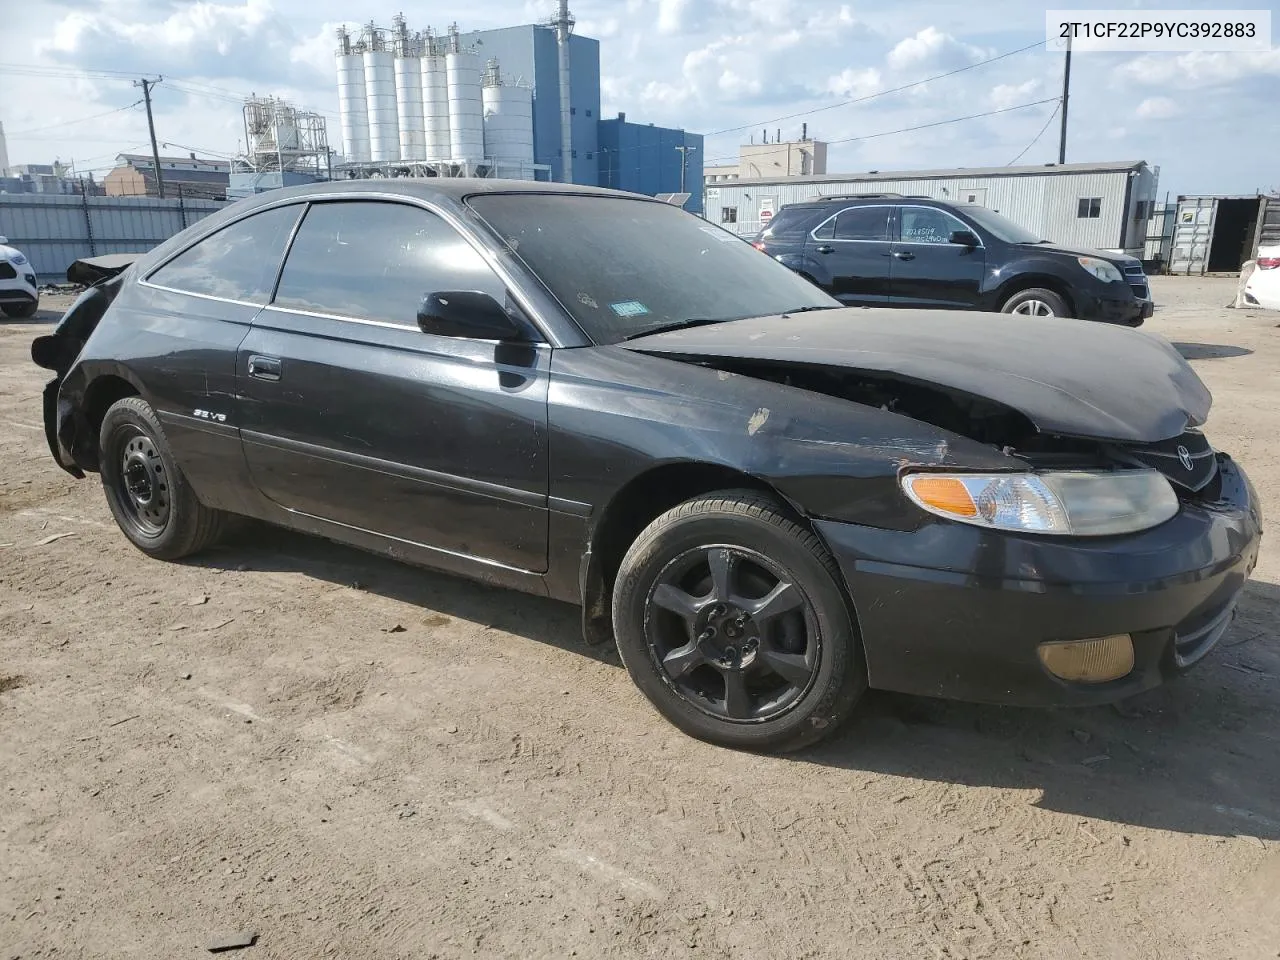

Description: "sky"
2 0 1278 199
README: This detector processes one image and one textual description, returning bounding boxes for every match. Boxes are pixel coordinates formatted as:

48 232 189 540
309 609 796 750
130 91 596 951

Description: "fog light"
1037 635 1134 683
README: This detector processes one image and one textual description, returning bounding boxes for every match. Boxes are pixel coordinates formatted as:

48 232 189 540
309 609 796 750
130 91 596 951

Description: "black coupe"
33 181 1262 751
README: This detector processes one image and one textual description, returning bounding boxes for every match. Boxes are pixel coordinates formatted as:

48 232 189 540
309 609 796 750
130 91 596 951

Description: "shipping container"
1169 194 1277 275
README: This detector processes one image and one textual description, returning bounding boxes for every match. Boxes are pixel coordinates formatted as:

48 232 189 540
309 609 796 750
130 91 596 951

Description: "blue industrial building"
598 113 704 213
459 24 701 208
460 24 600 186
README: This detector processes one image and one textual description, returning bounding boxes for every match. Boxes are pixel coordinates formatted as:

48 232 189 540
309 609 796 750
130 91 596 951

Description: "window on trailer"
1078 198 1102 219
721 207 738 224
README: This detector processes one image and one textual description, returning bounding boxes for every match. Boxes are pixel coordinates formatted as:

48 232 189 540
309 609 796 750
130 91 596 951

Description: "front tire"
612 490 866 752
99 396 229 560
2 301 39 319
1000 287 1071 318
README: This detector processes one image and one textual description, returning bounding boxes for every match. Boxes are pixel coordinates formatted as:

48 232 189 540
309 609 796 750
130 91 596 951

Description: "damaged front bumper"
815 455 1262 706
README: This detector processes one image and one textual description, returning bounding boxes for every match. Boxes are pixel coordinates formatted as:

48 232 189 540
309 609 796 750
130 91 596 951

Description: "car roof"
232 177 650 212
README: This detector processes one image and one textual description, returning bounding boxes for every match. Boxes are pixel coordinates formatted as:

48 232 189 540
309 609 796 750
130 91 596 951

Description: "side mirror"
417 291 524 341
950 230 980 248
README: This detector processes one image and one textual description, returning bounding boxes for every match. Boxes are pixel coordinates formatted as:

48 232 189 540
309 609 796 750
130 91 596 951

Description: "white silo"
392 16 425 161
335 26 370 163
420 31 451 162
445 24 484 164
363 24 400 163
482 63 535 179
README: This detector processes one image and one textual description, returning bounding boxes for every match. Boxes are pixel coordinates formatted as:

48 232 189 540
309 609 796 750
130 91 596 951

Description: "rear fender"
31 271 128 376
33 271 131 477
775 252 830 286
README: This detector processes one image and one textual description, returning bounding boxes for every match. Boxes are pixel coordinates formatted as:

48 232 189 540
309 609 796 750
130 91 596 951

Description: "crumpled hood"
621 308 1211 444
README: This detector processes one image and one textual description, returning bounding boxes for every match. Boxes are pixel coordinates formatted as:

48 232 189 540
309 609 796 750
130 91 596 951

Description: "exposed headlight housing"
1077 256 1123 283
901 469 1178 536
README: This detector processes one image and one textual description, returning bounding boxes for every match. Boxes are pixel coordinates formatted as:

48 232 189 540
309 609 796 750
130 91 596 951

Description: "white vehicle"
1243 244 1280 311
0 235 39 319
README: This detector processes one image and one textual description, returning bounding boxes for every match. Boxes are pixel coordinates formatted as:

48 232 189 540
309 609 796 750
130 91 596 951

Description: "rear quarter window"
147 204 303 304
759 206 819 240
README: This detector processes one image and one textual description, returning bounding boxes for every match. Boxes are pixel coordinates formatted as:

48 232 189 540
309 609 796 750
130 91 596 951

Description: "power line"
0 60 140 78
0 64 142 85
825 98 1060 146
1007 101 1061 165
161 140 239 159
704 39 1046 139
6 101 143 138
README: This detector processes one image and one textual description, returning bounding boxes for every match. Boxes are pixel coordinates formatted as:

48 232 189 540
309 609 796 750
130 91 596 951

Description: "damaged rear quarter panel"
548 346 1019 530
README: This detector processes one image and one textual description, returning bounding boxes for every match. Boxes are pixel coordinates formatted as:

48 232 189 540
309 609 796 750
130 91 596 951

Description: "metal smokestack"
554 0 574 182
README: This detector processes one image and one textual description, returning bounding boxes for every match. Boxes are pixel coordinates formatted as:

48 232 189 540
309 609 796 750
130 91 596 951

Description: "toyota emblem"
1177 445 1194 471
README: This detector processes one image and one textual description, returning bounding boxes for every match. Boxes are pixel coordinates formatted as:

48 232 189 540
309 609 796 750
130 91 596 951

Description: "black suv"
752 195 1153 325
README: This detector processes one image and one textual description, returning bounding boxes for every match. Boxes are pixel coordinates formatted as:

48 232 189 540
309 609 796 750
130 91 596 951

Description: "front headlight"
901 469 1178 536
1077 256 1123 283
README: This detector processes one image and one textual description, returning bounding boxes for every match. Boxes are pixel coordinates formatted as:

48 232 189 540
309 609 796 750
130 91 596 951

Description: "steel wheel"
1011 298 1055 317
644 544 821 723
114 428 170 537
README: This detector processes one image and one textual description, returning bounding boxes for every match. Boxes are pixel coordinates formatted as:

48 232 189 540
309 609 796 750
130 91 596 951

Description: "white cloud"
656 0 691 35
990 79 1042 110
824 67 881 99
887 26 985 72
42 0 280 60
1116 49 1280 88
1135 96 1179 120
575 16 620 38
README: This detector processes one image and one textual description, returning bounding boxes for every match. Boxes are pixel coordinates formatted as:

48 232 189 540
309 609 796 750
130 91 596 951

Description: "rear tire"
99 396 230 560
2 301 39 319
1000 287 1071 318
612 489 866 752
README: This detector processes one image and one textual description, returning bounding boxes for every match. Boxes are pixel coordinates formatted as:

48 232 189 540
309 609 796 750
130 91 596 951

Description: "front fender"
982 255 1082 304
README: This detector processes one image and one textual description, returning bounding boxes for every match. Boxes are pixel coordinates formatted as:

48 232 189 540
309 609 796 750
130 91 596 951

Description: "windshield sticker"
610 300 651 318
699 226 740 243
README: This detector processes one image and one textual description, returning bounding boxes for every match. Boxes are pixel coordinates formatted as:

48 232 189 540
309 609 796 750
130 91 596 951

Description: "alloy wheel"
643 544 821 723
1011 299 1056 317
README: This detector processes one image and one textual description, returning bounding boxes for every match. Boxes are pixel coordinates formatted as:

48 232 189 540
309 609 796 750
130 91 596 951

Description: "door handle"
247 355 281 381
893 251 916 261
815 244 834 254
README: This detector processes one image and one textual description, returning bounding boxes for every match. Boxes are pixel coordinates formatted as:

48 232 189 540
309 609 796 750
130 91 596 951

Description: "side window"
721 207 738 225
812 216 835 240
272 201 506 327
832 206 890 241
148 204 302 303
899 207 969 245
1077 197 1102 219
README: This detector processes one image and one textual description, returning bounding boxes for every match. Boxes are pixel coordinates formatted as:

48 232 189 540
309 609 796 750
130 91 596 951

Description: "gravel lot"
2 276 1278 960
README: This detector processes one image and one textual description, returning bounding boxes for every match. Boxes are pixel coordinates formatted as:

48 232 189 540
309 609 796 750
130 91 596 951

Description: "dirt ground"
2 277 1278 960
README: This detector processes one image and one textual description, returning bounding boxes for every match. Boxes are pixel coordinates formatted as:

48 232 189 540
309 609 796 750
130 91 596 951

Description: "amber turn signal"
902 475 979 518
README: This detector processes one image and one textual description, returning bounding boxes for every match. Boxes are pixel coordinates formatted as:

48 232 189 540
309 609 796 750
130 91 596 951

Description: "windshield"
958 204 1044 244
467 194 838 344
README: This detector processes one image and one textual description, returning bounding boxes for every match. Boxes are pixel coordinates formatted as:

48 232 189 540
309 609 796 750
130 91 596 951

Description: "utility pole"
1058 33 1071 165
135 77 165 198
675 144 697 193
